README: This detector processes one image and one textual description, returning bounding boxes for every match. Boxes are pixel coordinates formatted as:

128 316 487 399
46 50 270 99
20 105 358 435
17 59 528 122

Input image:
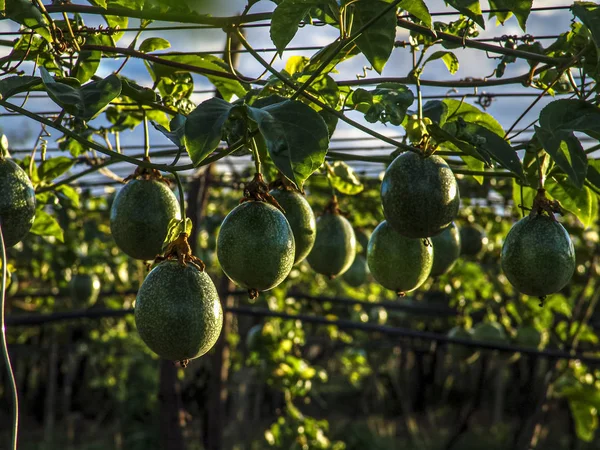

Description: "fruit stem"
249 136 262 175
143 112 150 160
0 223 19 450
534 150 545 189
172 172 186 225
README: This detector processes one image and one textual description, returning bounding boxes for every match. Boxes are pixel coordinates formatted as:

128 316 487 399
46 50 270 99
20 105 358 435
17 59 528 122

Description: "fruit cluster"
0 146 576 365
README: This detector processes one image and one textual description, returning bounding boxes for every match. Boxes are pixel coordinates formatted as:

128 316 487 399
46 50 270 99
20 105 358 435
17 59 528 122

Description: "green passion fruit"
447 326 476 361
217 201 295 293
430 222 461 277
367 220 433 294
515 325 546 350
70 273 101 306
135 260 223 362
501 215 575 297
460 223 487 256
0 158 36 247
110 179 181 261
342 254 369 287
307 212 356 278
269 189 316 264
381 152 460 238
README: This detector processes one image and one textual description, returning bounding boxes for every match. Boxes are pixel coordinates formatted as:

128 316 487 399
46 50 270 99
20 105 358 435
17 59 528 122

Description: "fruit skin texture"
0 159 36 247
70 273 101 306
515 325 545 349
501 215 575 297
135 260 223 361
367 220 433 293
269 189 316 264
307 213 356 278
460 223 487 256
447 326 475 361
217 201 295 291
110 179 181 261
342 254 369 287
430 222 461 277
381 152 460 238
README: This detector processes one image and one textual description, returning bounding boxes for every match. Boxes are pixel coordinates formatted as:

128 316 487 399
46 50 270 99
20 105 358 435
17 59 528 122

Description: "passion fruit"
217 201 295 292
447 326 475 361
460 223 487 256
430 222 461 277
135 260 223 362
342 254 369 287
367 220 433 294
110 179 181 261
501 215 575 297
0 158 36 247
269 189 316 264
70 273 101 306
381 152 460 238
515 324 546 350
307 212 356 278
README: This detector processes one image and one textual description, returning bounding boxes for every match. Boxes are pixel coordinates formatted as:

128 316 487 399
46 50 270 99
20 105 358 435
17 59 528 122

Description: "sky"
0 0 587 187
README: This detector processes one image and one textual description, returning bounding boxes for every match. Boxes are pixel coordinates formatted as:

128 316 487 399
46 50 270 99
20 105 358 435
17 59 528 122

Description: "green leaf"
162 217 192 252
428 122 491 164
119 77 157 103
399 0 431 27
153 114 186 149
350 0 398 74
465 124 524 179
348 83 414 126
29 209 64 243
139 37 171 53
512 179 537 216
423 51 459 74
5 0 53 42
56 185 80 208
270 0 322 54
546 176 598 229
535 127 588 189
586 160 600 191
328 161 364 195
445 0 485 29
40 68 122 120
73 34 102 84
184 97 234 165
488 0 532 31
0 75 43 100
38 157 75 182
247 99 329 190
572 3 600 70
425 99 504 136
303 40 360 75
569 401 598 442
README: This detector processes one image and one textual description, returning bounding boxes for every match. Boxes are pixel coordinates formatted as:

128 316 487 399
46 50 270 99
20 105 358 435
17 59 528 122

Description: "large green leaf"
348 83 414 126
73 34 103 84
270 0 322 54
445 0 485 29
0 75 43 99
399 0 431 27
572 3 600 71
139 37 171 53
586 160 600 192
247 99 329 190
536 100 600 188
423 51 459 74
488 0 532 31
569 401 598 442
5 0 53 42
29 209 64 243
184 98 234 165
154 114 186 149
40 68 122 120
350 0 398 74
328 161 364 195
547 175 598 228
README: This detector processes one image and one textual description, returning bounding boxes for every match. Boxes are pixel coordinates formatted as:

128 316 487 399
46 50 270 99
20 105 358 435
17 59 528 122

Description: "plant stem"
249 137 261 175
172 172 186 225
324 162 337 198
143 112 150 160
0 223 19 450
